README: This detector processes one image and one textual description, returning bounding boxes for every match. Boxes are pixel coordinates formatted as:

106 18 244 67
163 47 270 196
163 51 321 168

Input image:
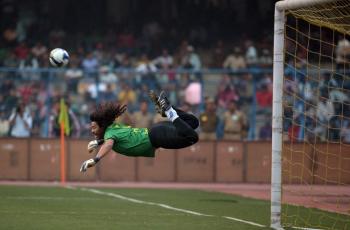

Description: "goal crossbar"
276 0 336 11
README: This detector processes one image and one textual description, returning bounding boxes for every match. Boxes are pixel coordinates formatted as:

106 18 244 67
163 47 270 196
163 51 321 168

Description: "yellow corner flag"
59 98 70 136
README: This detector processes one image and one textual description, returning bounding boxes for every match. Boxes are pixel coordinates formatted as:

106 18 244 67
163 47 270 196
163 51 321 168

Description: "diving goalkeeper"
80 91 199 172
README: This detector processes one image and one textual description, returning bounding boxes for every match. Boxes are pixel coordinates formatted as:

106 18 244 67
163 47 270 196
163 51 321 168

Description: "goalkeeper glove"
87 139 104 153
80 157 100 172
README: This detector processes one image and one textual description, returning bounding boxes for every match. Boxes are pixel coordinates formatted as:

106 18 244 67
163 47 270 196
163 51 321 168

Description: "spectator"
76 102 95 137
288 118 301 142
136 54 158 90
19 54 39 80
340 120 350 143
181 45 201 71
245 40 258 66
175 40 189 65
119 53 132 68
118 83 137 111
86 81 107 100
14 41 29 60
93 42 105 63
217 83 239 111
82 52 99 74
0 79 15 97
138 84 151 104
222 100 248 140
0 109 10 137
131 101 153 129
3 52 19 68
184 80 202 113
223 47 246 70
256 83 273 109
211 40 226 68
316 95 334 141
9 103 33 138
153 49 174 70
100 84 117 102
259 121 272 140
304 102 317 139
99 66 118 85
65 62 84 92
233 73 253 105
4 89 18 112
335 36 350 72
199 97 218 140
18 82 34 104
316 95 334 124
259 48 272 67
31 41 47 60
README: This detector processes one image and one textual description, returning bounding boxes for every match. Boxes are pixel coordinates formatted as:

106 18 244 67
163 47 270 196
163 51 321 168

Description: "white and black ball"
49 48 69 67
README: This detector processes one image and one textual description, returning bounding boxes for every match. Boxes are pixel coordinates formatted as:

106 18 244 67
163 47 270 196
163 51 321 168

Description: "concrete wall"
0 138 349 184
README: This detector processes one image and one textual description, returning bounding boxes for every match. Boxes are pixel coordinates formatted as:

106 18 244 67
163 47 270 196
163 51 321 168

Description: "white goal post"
271 0 338 229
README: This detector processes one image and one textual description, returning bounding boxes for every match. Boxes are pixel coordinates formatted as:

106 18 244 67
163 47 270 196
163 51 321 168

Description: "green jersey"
104 122 155 157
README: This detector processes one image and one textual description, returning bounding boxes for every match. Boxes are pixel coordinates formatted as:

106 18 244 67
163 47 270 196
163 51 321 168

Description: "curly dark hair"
90 102 127 130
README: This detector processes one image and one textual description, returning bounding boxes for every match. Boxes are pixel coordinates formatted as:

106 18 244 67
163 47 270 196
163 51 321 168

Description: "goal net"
272 0 350 229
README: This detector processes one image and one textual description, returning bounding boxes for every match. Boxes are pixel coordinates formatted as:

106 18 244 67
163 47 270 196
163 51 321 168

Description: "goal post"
271 3 285 229
272 0 350 229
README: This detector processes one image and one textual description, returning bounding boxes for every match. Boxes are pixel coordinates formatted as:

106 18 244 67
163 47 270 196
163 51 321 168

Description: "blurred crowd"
0 7 349 142
283 35 350 143
0 0 275 141
0 33 276 140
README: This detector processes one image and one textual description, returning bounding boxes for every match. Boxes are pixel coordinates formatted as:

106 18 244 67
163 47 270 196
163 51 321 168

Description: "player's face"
90 121 102 139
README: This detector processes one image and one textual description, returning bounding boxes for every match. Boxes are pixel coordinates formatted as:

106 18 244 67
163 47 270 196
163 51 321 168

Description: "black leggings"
149 108 199 149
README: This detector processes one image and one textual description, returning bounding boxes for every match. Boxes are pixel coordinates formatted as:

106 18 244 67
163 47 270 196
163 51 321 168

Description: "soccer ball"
49 48 69 67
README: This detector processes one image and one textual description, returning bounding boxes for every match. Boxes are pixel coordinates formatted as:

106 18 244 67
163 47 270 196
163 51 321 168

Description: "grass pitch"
0 185 348 230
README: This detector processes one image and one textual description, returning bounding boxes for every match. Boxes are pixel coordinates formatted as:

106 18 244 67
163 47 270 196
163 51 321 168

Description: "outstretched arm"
80 139 114 172
94 139 114 160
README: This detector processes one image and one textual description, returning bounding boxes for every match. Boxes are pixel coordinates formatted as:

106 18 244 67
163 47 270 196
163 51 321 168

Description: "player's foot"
158 91 171 112
148 90 166 117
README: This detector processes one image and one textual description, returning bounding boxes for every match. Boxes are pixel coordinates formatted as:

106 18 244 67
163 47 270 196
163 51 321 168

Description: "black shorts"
148 110 199 149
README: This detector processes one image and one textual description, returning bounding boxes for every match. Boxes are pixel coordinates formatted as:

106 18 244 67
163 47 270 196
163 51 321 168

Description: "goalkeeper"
80 91 199 172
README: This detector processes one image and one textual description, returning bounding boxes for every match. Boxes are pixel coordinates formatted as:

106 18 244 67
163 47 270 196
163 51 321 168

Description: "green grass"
0 186 348 230
282 204 350 230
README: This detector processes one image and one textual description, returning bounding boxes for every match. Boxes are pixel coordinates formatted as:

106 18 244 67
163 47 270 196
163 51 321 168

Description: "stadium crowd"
0 31 275 140
0 0 349 142
0 34 349 143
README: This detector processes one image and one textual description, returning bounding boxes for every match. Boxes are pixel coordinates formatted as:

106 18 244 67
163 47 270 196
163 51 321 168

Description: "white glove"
80 158 97 172
87 140 99 153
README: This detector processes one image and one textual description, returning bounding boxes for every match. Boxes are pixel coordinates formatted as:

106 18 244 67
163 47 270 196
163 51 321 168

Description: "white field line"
3 196 101 200
290 227 325 230
223 216 266 227
0 210 187 216
74 187 268 228
80 187 212 217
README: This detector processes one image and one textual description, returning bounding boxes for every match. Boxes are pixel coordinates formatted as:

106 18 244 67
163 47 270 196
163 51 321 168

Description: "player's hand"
87 140 99 153
80 158 97 172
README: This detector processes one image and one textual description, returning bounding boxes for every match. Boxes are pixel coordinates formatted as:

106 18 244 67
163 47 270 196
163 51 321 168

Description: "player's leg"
148 91 199 149
149 90 199 129
173 108 199 130
149 121 198 149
